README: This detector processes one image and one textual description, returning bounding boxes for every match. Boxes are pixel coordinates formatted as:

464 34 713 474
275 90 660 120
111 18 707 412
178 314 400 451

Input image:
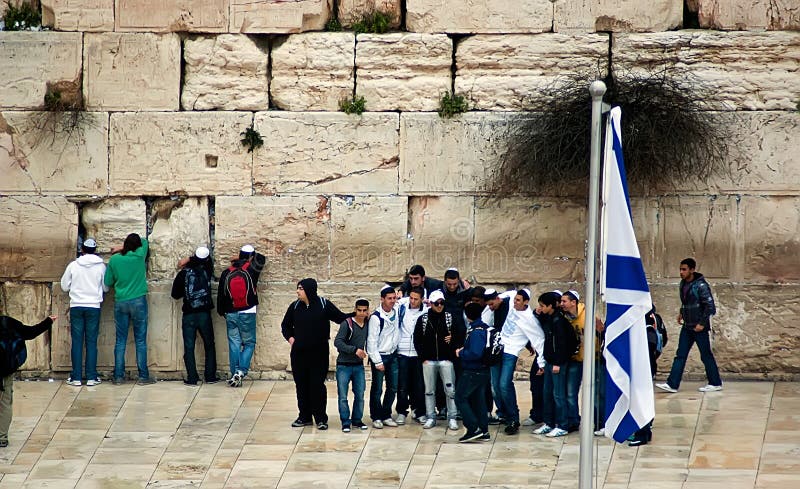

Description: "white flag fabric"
601 107 655 443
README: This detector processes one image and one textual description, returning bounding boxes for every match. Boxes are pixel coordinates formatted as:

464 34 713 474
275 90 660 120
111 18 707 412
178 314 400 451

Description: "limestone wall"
1 1 799 380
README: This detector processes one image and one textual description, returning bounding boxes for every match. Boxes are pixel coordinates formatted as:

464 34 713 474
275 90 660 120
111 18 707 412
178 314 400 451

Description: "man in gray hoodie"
60 238 108 386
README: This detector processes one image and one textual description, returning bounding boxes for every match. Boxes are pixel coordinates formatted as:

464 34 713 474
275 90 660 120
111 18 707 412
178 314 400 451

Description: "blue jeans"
666 325 722 389
369 352 398 421
226 312 256 376
455 369 490 435
565 360 583 429
543 364 568 429
114 296 149 380
336 364 366 426
70 307 101 381
497 353 520 423
490 363 506 419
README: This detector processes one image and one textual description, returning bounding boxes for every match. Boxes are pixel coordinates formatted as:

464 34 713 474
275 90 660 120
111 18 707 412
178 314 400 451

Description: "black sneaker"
137 377 156 386
478 432 491 442
487 414 504 425
183 380 198 386
0 440 8 448
205 377 222 384
316 422 328 430
504 421 520 435
112 377 124 385
291 418 312 428
352 422 368 430
458 431 483 443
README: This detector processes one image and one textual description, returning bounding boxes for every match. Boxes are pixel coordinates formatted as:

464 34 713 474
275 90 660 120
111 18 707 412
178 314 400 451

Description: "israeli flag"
601 107 655 443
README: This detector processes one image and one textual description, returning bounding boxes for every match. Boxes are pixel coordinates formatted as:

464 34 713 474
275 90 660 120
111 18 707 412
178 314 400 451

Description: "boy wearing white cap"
60 238 108 386
172 246 219 385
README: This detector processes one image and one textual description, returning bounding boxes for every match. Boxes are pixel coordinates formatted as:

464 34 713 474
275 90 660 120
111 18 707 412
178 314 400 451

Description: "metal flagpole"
579 80 607 489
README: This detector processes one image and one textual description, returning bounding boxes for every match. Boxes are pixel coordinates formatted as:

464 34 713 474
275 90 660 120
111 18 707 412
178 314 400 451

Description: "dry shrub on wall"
493 69 736 197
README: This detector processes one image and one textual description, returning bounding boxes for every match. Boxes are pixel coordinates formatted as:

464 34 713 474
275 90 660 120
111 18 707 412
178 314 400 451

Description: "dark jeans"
114 296 149 380
291 346 329 424
497 353 520 423
455 369 490 435
369 352 399 421
595 359 606 430
396 354 425 418
529 361 544 423
565 360 582 429
666 326 722 388
543 364 568 429
182 311 217 383
69 307 101 381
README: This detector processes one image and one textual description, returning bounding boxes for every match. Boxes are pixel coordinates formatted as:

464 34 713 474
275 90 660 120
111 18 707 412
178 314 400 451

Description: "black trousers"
182 311 217 383
291 347 329 423
529 362 544 423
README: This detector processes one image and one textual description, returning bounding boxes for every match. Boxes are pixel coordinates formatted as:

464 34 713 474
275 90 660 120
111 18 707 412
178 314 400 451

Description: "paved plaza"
0 379 796 488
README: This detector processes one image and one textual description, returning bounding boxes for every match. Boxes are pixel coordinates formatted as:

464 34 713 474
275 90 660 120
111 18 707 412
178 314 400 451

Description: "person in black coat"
281 278 350 430
1 315 55 448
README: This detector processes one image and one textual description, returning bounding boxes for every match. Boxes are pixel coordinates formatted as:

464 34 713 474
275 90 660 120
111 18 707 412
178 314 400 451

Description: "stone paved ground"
0 380 796 488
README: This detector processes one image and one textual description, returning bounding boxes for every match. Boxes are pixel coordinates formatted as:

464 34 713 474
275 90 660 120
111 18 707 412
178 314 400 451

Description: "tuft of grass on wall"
339 95 366 115
351 10 392 34
2 0 41 31
438 92 469 118
240 124 264 153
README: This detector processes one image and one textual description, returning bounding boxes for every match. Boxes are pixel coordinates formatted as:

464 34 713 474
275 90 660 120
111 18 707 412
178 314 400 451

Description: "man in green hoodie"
105 233 153 385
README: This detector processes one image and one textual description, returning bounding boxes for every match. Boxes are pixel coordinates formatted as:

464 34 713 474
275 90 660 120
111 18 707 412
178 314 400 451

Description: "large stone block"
182 34 269 111
554 0 683 32
270 32 355 111
148 197 210 280
400 112 527 193
613 32 800 111
742 196 800 282
408 196 475 279
694 0 800 31
0 282 52 371
253 112 399 194
230 0 331 33
41 0 115 31
80 198 147 260
660 196 737 280
406 0 552 33
109 112 253 195
473 198 587 283
330 196 408 281
0 111 108 195
83 33 181 111
215 196 331 281
115 0 228 32
355 33 452 112
338 0 401 28
456 34 610 110
0 197 78 281
51 283 179 372
0 32 82 110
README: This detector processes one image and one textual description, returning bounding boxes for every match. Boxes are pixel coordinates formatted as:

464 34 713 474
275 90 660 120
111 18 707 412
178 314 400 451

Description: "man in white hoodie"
497 289 546 435
367 285 401 429
60 238 108 386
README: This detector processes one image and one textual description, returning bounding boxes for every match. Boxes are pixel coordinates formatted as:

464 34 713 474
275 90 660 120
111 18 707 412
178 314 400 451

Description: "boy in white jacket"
60 238 108 386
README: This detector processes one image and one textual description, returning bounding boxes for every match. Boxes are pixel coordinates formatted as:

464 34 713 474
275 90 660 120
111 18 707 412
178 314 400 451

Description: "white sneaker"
533 424 553 435
86 379 101 386
594 428 605 436
423 418 436 429
699 384 723 392
655 383 678 393
395 414 406 425
546 427 569 438
372 420 384 429
521 417 536 426
66 378 81 386
383 418 398 427
416 415 428 424
448 419 458 431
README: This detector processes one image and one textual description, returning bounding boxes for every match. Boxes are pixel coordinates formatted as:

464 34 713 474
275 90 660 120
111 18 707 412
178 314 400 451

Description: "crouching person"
454 302 492 443
333 299 370 432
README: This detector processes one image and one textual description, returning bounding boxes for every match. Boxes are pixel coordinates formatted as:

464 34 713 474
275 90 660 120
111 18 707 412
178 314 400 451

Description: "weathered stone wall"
1 1 799 380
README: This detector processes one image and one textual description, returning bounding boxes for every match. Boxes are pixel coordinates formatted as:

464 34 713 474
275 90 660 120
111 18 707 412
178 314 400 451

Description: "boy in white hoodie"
60 238 108 386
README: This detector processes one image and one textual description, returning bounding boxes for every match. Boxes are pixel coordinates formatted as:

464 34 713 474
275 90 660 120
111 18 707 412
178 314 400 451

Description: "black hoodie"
413 309 464 362
281 278 350 352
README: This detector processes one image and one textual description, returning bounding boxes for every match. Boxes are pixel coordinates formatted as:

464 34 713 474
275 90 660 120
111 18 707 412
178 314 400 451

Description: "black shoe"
487 414 503 425
352 422 368 430
291 418 313 428
205 377 222 384
567 425 580 433
112 377 124 385
0 440 8 448
504 421 520 435
316 422 328 430
478 432 491 442
183 380 198 386
629 438 649 447
137 377 156 386
458 431 483 443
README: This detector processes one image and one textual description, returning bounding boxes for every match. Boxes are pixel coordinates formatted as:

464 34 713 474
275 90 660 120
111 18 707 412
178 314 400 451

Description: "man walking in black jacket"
282 278 350 430
657 258 722 393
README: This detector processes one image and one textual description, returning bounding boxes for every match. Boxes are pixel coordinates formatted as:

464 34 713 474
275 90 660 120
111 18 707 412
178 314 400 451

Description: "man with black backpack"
1 314 56 448
217 244 266 387
454 302 492 443
172 246 220 386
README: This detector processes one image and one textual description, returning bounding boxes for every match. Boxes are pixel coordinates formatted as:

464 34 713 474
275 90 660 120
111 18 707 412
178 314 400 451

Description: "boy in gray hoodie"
60 238 108 386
